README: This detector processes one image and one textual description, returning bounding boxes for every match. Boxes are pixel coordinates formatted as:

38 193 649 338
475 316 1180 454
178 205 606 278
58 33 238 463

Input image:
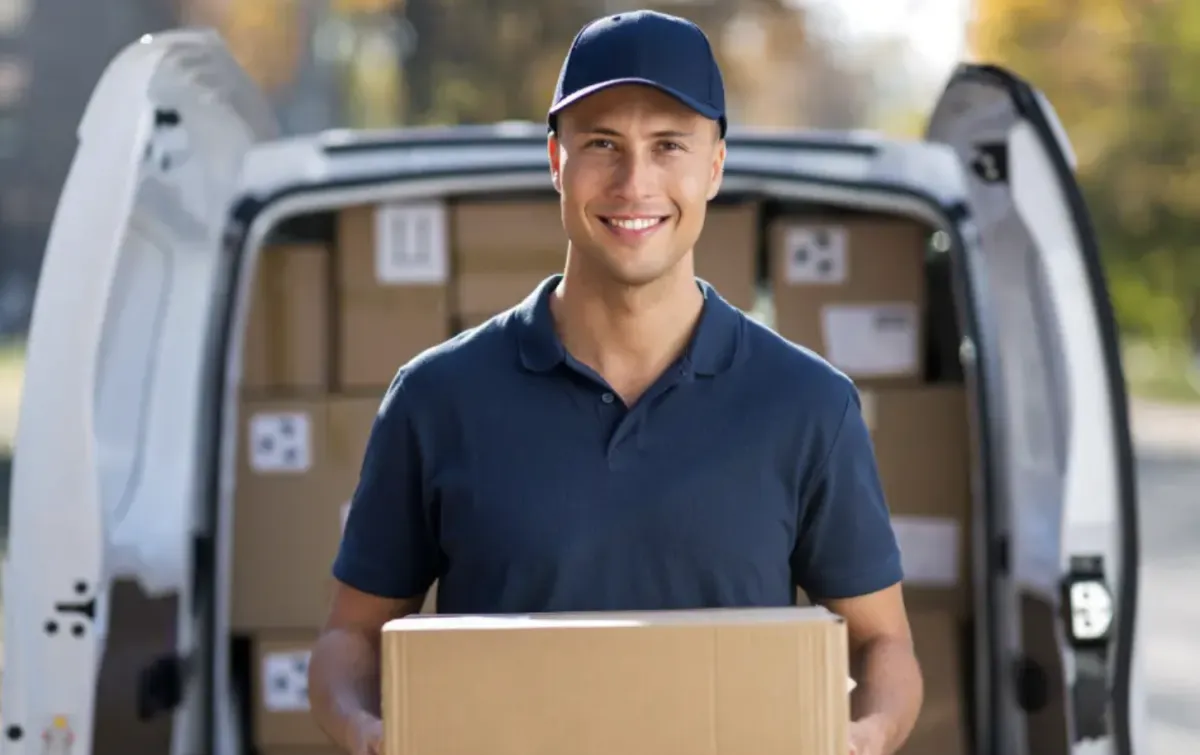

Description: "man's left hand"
848 718 887 755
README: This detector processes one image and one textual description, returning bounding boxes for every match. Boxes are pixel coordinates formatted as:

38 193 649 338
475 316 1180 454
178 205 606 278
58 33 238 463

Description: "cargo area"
228 191 976 755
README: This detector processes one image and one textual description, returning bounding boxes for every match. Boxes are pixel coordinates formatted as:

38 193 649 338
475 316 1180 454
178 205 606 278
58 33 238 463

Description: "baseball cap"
548 10 727 137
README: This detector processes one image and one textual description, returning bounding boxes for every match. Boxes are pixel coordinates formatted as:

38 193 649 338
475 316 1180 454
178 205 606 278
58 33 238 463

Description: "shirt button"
601 392 615 404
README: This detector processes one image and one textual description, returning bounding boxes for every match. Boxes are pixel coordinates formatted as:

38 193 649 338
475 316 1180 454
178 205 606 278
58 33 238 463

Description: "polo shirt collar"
515 275 741 376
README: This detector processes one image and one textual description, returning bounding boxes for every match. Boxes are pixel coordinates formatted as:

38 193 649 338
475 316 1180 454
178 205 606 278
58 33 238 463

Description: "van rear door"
925 64 1141 755
0 30 275 755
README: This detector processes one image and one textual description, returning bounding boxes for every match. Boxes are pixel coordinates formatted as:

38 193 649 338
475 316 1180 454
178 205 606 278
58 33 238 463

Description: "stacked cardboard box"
451 197 761 328
769 215 926 384
235 231 442 753
769 212 971 755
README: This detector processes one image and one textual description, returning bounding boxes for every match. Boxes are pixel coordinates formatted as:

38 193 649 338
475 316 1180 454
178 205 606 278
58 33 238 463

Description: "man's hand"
848 717 887 755
349 710 384 755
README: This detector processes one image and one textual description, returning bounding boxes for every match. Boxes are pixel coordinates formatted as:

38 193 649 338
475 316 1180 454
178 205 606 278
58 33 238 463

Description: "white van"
0 30 1141 755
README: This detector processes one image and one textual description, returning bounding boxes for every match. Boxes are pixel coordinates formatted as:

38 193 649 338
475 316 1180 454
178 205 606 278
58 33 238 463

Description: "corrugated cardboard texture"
696 203 759 311
862 386 973 614
382 608 849 755
453 198 566 316
233 397 381 631
252 634 329 748
242 244 331 392
769 215 927 383
337 206 452 390
898 611 967 755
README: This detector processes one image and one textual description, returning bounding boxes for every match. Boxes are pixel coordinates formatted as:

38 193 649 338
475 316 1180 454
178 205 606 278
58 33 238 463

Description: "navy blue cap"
548 11 727 137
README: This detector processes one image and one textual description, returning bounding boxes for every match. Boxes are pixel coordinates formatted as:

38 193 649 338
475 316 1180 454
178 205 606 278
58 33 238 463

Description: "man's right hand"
349 710 384 755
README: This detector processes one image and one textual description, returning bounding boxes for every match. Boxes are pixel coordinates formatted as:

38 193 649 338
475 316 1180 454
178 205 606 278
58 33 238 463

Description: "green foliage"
973 0 1200 375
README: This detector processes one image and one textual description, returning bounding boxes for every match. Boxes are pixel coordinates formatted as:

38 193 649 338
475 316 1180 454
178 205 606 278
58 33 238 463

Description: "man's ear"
548 133 563 194
706 139 726 201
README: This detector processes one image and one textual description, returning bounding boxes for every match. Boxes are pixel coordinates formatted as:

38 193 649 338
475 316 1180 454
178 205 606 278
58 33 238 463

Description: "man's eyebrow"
576 127 696 138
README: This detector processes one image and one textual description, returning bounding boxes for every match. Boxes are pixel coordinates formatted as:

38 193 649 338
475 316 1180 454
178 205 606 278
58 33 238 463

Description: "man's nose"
610 147 658 200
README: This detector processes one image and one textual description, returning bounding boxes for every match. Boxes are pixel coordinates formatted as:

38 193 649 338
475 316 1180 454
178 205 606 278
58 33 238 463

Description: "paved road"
1132 400 1200 754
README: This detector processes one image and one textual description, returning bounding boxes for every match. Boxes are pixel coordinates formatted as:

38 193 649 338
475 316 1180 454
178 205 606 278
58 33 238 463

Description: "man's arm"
791 385 920 754
309 584 425 753
823 586 922 755
308 376 441 754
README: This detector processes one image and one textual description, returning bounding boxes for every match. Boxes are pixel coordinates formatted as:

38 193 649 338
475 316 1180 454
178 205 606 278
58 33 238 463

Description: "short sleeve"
332 378 440 599
791 389 903 600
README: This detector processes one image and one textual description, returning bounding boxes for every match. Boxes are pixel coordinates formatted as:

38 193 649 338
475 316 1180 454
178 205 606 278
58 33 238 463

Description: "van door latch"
1061 555 1113 741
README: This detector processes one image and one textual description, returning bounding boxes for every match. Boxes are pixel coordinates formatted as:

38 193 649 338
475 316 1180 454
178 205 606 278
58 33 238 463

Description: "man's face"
549 85 726 288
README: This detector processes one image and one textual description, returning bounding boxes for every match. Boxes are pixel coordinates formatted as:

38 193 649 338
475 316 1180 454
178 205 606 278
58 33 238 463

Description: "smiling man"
308 10 922 755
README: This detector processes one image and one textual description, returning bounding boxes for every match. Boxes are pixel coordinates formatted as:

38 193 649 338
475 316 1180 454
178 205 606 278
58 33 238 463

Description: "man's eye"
659 141 684 152
586 138 615 149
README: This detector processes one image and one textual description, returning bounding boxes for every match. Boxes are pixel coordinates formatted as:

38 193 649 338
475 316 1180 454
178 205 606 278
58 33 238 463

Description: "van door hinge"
1061 555 1113 741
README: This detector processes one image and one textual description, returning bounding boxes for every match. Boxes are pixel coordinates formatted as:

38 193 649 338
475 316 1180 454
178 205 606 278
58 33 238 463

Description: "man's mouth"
600 216 669 231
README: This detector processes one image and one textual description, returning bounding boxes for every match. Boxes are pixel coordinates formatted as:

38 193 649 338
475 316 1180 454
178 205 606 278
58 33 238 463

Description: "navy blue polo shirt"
333 275 902 613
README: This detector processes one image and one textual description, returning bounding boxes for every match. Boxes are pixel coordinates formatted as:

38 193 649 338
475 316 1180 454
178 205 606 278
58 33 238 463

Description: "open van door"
926 64 1140 755
0 30 276 755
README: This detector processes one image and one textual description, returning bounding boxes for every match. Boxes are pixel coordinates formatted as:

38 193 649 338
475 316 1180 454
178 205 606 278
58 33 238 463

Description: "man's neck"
551 252 703 400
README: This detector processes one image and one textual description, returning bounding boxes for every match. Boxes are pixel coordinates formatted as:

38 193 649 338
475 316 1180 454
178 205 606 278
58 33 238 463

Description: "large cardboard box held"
381 608 849 755
233 397 381 630
337 204 452 390
241 244 331 392
861 385 973 615
769 215 927 383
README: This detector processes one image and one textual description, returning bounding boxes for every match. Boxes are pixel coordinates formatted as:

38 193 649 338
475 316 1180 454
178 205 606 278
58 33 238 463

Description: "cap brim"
548 77 723 123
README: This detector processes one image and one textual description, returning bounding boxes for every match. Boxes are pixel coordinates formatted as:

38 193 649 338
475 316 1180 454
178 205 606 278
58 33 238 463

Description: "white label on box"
248 412 311 473
261 650 311 712
340 500 351 532
374 201 448 285
892 515 960 587
783 225 848 284
821 303 918 377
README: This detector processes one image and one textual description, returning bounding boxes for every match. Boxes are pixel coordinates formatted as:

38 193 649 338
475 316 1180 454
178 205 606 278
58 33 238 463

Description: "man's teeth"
607 217 661 231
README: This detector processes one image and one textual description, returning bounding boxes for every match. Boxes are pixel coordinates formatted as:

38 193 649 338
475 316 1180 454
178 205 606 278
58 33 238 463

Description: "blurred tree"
219 0 306 95
394 0 813 126
971 0 1200 354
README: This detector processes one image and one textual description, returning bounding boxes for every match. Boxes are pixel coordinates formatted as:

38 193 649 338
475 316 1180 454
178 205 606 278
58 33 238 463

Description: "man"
309 10 922 755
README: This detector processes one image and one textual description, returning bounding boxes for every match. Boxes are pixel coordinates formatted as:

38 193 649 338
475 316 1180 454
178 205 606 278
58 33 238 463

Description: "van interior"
92 187 978 755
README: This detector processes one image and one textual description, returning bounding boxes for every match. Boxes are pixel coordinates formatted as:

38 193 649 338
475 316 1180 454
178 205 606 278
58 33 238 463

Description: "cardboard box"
336 204 453 390
452 198 565 318
696 202 759 311
241 244 331 392
233 397 382 630
898 611 968 755
861 386 973 615
381 607 849 755
769 215 928 383
252 634 328 748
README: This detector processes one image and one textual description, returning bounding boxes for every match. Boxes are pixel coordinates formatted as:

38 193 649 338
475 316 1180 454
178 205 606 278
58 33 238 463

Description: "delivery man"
309 10 922 755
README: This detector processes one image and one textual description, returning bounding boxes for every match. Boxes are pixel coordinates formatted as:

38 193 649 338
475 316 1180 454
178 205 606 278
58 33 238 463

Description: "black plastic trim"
947 62 1139 755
